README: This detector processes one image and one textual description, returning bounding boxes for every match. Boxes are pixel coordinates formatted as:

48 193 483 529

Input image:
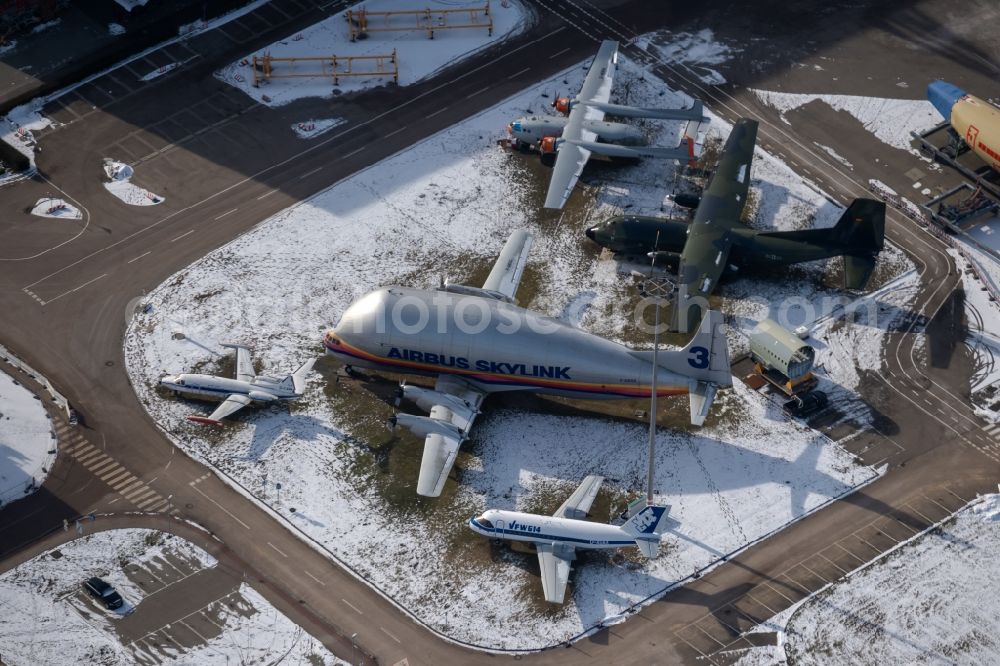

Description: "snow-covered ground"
30 197 82 219
0 369 54 506
122 53 901 649
102 160 164 206
0 528 341 665
751 89 941 155
735 493 1000 665
636 29 738 85
216 0 530 106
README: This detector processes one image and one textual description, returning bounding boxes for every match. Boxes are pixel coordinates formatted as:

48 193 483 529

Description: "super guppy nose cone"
928 80 967 120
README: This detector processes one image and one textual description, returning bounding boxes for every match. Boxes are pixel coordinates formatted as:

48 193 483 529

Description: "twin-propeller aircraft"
507 40 708 209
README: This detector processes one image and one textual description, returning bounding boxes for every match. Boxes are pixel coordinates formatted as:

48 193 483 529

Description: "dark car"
84 577 123 610
783 390 829 418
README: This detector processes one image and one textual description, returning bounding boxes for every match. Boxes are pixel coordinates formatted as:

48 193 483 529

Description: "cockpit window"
473 516 494 529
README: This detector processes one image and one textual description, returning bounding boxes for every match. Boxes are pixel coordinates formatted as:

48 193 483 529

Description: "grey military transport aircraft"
324 230 732 497
585 118 886 332
506 39 707 209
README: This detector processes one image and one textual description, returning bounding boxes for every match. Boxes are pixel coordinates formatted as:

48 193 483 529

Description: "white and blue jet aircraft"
468 475 669 603
160 343 314 425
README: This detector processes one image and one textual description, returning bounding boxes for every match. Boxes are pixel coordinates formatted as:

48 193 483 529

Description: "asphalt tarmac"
1 0 999 664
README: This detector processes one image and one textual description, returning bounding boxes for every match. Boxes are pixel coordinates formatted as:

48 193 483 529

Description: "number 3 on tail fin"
688 346 709 369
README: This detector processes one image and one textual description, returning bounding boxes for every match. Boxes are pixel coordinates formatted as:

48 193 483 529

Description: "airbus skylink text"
387 347 572 379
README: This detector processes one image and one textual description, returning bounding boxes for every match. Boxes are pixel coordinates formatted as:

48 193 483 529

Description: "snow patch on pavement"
0 371 53 506
751 89 940 154
139 62 179 81
637 29 737 85
30 197 82 220
292 118 346 139
216 0 531 106
102 159 164 206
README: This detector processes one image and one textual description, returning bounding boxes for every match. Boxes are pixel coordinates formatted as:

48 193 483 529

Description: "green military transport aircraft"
585 118 886 332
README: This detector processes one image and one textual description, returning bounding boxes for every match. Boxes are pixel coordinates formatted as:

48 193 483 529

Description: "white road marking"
191 485 250 530
267 541 288 558
426 106 449 118
127 251 151 264
380 626 401 643
342 146 365 159
256 189 277 200
464 86 490 99
20 26 565 289
384 125 408 138
214 208 238 220
299 166 323 180
342 598 363 614
549 47 571 59
304 570 327 586
506 66 531 79
171 229 195 242
43 273 108 305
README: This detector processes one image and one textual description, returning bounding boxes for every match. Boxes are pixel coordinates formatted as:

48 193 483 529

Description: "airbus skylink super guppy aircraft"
324 230 732 497
506 39 707 209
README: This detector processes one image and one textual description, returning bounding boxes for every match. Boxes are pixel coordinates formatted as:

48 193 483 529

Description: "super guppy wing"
481 230 534 301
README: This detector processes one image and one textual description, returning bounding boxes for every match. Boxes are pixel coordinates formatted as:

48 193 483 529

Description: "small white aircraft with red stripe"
160 343 314 425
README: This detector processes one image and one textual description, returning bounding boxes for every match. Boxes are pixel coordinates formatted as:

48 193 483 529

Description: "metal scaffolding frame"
345 2 491 41
251 50 399 87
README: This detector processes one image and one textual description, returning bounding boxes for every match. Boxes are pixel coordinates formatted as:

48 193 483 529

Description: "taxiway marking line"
42 273 108 306
833 543 866 565
923 494 956 515
384 125 408 138
214 208 238 220
342 598 363 614
380 626 402 643
464 86 490 99
506 66 531 79
20 25 566 289
127 251 151 264
548 47 571 59
256 189 277 200
304 571 326 586
426 106 449 118
690 623 728 648
191 485 250 530
267 541 288 558
171 230 195 242
816 552 849 577
746 593 778 616
299 166 323 180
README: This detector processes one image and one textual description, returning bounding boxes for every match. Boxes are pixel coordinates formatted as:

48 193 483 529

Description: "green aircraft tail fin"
833 199 885 291
843 255 878 291
831 198 885 253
